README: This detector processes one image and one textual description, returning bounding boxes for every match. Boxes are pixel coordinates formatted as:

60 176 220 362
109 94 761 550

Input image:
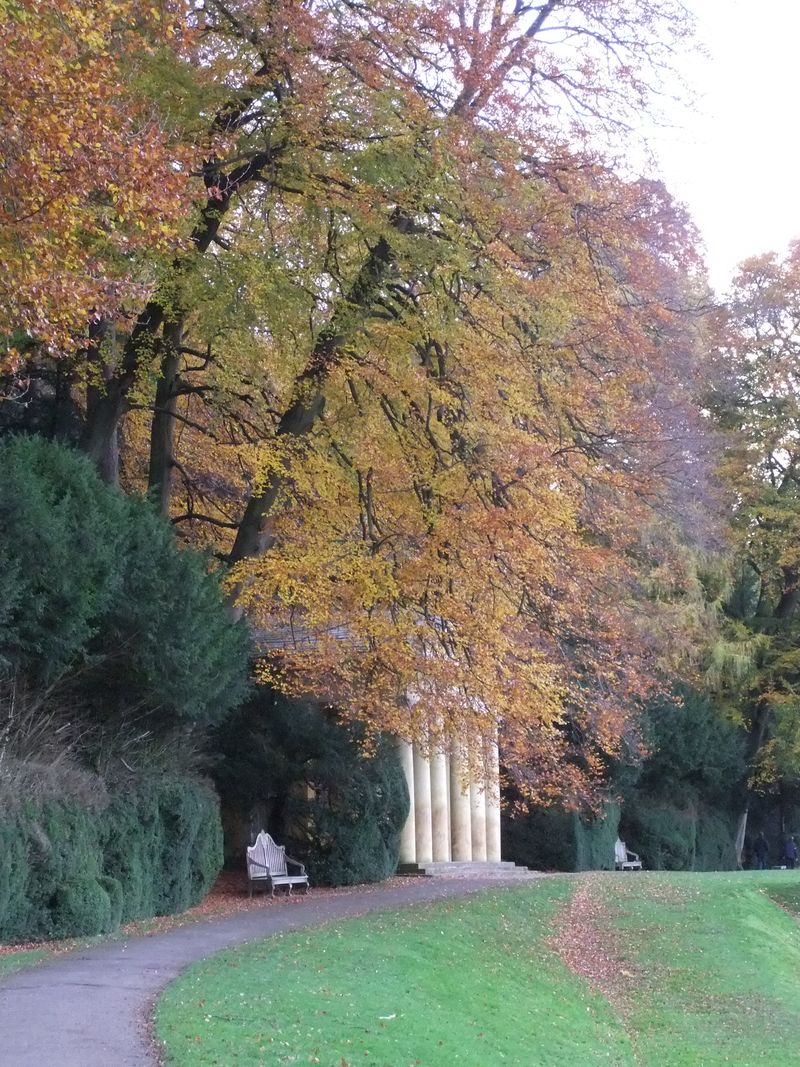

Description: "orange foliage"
0 0 198 368
4 0 710 806
150 1 707 806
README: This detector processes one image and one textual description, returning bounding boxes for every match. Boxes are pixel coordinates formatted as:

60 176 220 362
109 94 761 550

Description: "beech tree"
1 0 711 804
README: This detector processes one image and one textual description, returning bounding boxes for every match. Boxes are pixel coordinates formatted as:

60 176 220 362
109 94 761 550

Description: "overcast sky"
647 0 800 294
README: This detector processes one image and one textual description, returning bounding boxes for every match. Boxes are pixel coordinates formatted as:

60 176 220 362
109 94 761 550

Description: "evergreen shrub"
214 689 409 886
619 689 744 871
622 799 738 871
0 777 222 942
502 802 620 872
575 802 621 871
0 434 250 725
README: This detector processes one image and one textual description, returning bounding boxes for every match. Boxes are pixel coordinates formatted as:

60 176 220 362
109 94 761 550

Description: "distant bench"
614 838 642 871
246 831 309 897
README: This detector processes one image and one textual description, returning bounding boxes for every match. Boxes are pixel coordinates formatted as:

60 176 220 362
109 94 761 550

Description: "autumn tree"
145 2 707 802
705 243 800 849
1 0 711 804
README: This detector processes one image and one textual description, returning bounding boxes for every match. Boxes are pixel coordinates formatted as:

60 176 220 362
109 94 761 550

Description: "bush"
0 777 223 942
618 689 743 872
0 434 127 679
502 802 620 872
53 878 114 938
575 802 622 871
0 434 251 726
214 689 409 886
622 798 738 871
97 496 251 726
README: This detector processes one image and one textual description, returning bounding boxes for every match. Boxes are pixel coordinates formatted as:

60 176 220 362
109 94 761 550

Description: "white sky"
648 0 800 295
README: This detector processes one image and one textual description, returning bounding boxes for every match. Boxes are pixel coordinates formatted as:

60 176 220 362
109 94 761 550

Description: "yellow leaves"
156 158 697 807
0 0 199 349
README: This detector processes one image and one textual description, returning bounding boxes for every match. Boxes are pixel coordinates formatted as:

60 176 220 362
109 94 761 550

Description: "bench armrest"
284 855 306 875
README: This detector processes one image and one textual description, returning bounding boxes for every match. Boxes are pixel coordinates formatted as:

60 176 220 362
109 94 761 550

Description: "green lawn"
0 948 50 978
157 882 635 1067
598 870 800 1066
156 872 800 1067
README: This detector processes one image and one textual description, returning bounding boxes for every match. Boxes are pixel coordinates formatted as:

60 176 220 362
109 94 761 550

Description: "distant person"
784 836 798 870
753 831 769 870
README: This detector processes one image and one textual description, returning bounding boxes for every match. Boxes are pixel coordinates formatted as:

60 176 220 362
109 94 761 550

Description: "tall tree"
706 243 800 853
2 0 711 803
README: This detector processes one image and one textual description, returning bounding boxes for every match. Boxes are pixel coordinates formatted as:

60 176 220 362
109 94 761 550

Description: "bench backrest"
247 831 288 879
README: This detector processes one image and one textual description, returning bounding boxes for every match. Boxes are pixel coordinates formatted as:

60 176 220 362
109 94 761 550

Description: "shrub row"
0 777 223 942
622 798 738 871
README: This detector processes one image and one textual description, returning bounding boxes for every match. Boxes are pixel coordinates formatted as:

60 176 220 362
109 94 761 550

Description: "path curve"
0 877 530 1067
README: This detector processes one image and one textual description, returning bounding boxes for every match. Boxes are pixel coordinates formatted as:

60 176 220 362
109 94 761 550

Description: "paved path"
0 877 528 1067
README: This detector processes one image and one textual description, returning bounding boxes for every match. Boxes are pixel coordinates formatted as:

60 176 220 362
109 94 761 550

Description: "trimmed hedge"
0 777 223 942
502 802 621 872
621 797 737 871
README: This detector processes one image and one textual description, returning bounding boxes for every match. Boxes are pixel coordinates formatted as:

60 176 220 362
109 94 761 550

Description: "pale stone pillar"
449 741 472 861
413 743 433 864
485 735 502 862
395 737 416 865
430 749 450 861
445 751 452 846
470 779 488 861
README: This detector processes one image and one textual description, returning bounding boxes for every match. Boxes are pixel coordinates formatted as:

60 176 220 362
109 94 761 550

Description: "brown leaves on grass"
552 873 642 1017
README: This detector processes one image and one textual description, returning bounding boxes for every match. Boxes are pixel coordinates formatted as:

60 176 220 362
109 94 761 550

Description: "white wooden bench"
246 830 309 896
614 837 642 871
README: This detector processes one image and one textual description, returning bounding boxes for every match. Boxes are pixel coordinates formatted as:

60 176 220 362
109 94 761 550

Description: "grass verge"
590 870 800 1066
157 871 800 1067
0 948 51 978
156 880 635 1067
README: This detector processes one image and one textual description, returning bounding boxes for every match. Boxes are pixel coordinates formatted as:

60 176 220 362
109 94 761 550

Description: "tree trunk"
78 148 275 483
734 807 748 869
734 702 770 869
775 566 799 623
147 320 183 515
83 380 123 486
81 302 164 484
228 234 398 567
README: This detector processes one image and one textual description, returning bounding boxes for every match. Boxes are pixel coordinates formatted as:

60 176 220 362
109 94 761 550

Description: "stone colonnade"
395 737 502 864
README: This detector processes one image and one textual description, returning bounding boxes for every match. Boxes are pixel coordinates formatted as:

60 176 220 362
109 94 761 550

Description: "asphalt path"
0 877 533 1067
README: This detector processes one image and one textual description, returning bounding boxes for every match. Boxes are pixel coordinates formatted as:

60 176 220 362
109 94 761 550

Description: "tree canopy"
0 0 718 807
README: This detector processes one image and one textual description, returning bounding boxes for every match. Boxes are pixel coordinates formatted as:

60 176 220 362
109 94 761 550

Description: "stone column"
395 737 416 865
485 735 502 862
470 778 488 862
430 749 450 861
413 743 433 864
445 751 452 848
449 741 472 861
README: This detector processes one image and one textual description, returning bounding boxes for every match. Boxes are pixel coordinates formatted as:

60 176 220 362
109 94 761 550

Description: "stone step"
396 860 536 879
